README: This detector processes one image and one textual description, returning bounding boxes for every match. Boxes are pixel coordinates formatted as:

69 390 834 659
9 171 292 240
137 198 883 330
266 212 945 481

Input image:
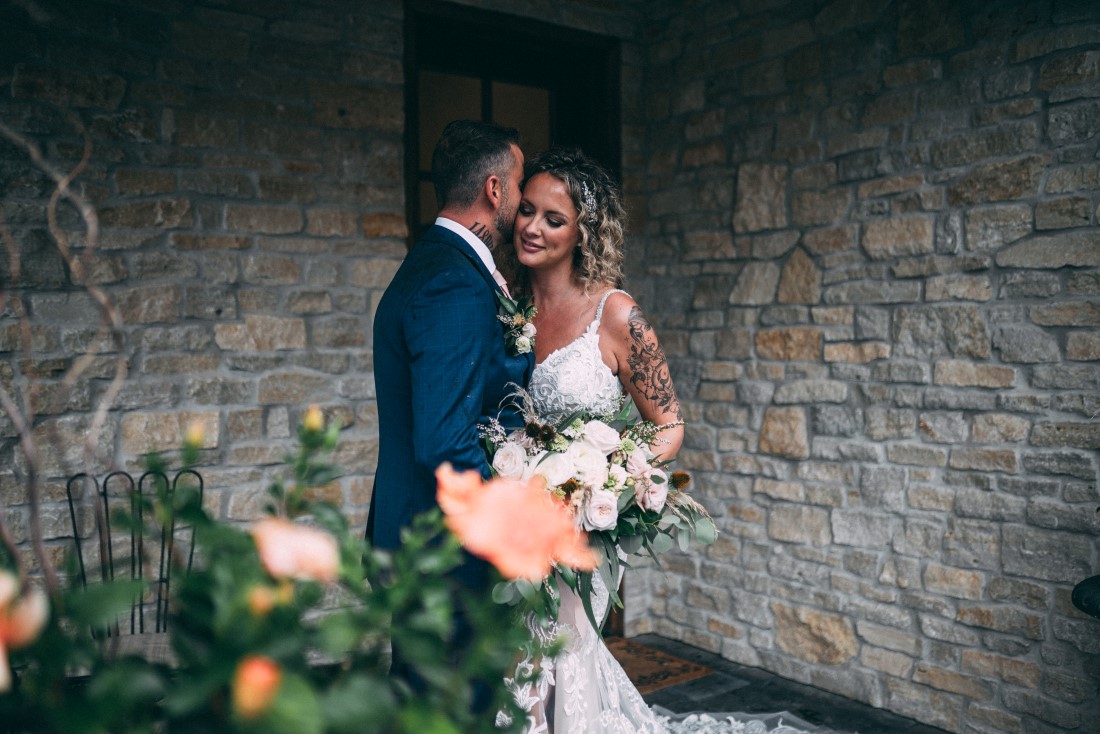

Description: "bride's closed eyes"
517 200 569 228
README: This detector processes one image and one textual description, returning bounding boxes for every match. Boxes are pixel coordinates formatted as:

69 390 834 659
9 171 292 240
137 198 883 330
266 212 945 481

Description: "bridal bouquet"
481 390 716 629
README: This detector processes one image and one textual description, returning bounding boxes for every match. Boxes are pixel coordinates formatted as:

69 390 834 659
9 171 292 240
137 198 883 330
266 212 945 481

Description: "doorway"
404 0 621 240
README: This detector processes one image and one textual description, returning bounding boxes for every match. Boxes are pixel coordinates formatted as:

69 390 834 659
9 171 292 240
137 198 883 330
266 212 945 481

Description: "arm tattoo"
626 306 683 419
469 222 494 248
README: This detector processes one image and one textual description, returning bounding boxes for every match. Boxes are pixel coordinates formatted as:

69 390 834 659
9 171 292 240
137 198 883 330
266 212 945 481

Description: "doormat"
606 636 713 695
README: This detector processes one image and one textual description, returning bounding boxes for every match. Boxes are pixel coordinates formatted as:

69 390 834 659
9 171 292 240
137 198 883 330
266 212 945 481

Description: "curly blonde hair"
499 147 626 293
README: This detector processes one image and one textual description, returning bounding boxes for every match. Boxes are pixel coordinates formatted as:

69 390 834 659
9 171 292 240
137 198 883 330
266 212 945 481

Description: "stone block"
913 663 994 701
1031 421 1100 449
972 414 1030 443
1048 99 1100 145
886 443 947 467
803 224 857 255
993 325 1060 363
996 232 1100 268
792 188 850 226
812 405 862 437
824 280 922 304
350 259 402 289
733 163 788 233
831 510 896 548
121 410 218 455
948 447 1018 473
773 379 847 404
1021 449 1096 479
1002 525 1093 583
257 372 334 404
1036 196 1092 229
225 204 302 234
925 274 992 302
361 212 408 239
1003 690 1082 729
1031 300 1100 327
947 155 1046 206
866 408 914 440
944 518 1000 570
241 254 301 285
965 204 1032 251
861 645 914 677
1031 364 1100 390
214 315 306 352
99 198 193 229
758 407 808 459
884 677 961 731
823 342 890 362
771 601 856 664
729 262 780 305
776 248 821 304
309 80 402 131
923 563 984 600
116 284 181 324
1033 501 1100 540
1067 331 1100 360
171 233 250 251
768 505 830 546
934 359 1014 388
755 327 821 361
861 216 933 260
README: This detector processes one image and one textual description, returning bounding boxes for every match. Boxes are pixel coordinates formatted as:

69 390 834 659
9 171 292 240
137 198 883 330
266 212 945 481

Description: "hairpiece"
580 181 598 224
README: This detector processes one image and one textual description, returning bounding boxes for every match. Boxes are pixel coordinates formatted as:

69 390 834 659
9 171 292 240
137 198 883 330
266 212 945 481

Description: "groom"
368 120 533 694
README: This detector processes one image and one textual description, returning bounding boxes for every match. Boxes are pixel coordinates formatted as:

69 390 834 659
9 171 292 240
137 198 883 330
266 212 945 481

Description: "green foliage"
2 415 542 733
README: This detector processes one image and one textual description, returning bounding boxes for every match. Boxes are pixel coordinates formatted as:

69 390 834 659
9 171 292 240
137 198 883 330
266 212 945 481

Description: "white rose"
491 442 528 479
626 447 651 478
515 335 532 354
608 463 629 489
579 420 621 455
583 488 619 531
521 322 537 338
637 468 669 513
532 451 575 488
568 442 610 489
522 450 548 480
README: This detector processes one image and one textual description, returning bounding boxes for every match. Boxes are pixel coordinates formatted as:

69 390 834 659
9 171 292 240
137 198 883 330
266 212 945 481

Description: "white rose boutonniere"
496 292 537 356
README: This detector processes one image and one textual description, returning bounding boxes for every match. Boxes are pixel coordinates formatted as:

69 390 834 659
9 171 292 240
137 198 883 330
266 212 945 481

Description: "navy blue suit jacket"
368 224 533 589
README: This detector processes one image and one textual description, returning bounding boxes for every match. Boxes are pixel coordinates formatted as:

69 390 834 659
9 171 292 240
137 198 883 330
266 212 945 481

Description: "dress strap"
594 289 628 327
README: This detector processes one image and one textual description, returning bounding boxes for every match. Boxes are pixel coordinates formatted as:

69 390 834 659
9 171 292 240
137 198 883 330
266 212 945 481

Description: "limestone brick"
758 407 809 459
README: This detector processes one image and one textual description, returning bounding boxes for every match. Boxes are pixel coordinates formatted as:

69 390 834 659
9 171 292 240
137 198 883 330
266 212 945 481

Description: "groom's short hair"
432 120 520 210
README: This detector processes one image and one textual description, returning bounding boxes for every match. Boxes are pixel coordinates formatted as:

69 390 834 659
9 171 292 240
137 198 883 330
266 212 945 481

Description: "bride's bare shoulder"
598 290 646 338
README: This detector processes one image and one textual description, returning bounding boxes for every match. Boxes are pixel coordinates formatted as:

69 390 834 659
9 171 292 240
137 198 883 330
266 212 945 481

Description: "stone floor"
636 635 951 734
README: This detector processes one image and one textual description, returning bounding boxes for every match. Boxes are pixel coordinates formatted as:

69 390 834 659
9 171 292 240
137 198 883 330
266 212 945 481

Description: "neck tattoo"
469 222 494 248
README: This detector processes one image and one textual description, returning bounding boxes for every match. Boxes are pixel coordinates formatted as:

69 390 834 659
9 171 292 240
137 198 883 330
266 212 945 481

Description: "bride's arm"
601 293 685 459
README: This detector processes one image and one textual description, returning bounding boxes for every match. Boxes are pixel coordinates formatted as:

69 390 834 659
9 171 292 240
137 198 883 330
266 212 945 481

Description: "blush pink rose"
251 517 339 583
636 468 669 513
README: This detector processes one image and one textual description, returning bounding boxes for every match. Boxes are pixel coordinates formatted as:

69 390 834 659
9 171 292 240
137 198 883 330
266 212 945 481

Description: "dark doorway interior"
405 0 621 240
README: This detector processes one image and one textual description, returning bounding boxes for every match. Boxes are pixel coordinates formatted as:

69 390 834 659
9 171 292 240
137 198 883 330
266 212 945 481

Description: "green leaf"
651 532 675 554
694 517 718 545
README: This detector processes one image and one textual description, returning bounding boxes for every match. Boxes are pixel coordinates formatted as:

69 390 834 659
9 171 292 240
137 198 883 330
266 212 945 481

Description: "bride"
497 149 817 734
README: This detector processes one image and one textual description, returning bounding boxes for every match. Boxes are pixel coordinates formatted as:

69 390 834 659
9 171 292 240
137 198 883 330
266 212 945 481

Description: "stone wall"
4 0 1099 732
624 0 1100 732
0 0 640 563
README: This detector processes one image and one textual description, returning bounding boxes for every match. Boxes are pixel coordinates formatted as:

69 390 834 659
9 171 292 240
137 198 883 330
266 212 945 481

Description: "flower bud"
183 420 206 450
302 405 324 433
232 655 282 720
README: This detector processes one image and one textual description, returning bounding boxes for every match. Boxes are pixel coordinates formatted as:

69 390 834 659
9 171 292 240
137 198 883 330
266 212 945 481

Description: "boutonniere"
496 292 537 356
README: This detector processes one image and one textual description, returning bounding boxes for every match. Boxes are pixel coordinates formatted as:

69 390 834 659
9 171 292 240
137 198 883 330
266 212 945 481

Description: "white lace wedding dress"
502 291 821 734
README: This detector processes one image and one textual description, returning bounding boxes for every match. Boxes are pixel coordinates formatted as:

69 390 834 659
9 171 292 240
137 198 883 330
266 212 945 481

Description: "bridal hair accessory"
580 181 598 224
496 292 537 356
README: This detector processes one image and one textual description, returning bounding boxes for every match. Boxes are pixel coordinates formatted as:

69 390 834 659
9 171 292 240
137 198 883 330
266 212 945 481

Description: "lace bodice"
528 290 626 422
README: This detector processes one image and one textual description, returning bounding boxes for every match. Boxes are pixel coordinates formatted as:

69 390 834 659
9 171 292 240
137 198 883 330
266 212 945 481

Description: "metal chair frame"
65 469 203 635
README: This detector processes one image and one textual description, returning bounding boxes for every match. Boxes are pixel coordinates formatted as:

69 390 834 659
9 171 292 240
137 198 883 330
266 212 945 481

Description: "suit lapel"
423 225 505 296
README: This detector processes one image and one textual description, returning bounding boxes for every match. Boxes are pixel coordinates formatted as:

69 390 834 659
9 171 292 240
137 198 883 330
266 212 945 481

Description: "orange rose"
251 517 339 583
232 655 282 720
0 571 50 693
436 464 598 582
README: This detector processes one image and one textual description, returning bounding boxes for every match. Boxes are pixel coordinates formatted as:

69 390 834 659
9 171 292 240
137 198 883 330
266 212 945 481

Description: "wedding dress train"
504 290 821 734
